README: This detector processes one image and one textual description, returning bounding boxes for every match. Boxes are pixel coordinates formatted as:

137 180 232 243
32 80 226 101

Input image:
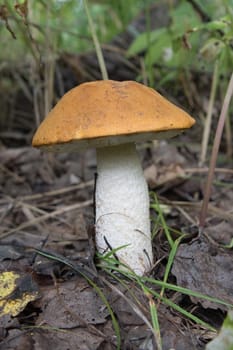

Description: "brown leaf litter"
0 141 233 349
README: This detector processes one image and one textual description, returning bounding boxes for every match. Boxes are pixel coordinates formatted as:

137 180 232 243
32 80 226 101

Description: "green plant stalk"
151 215 161 240
100 260 232 332
144 285 215 331
151 197 186 300
145 0 154 87
131 272 162 349
102 266 145 310
99 258 233 309
159 235 185 300
113 265 216 331
102 273 159 347
103 260 164 347
149 299 161 346
83 0 108 80
151 194 174 248
103 263 162 348
142 276 233 309
199 72 233 230
200 60 219 165
44 2 56 117
140 279 217 332
143 289 162 350
149 288 216 331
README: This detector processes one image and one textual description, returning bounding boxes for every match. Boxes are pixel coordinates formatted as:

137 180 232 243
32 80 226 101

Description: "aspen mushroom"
32 80 195 275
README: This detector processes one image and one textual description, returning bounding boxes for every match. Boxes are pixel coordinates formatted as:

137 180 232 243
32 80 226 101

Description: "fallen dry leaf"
172 235 233 309
37 279 108 328
144 163 186 188
1 328 104 350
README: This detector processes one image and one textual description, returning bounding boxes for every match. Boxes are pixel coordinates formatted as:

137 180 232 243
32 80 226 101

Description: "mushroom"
32 80 195 275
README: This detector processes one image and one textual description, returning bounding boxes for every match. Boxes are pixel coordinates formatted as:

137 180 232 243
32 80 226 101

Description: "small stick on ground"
1 199 93 238
20 180 94 201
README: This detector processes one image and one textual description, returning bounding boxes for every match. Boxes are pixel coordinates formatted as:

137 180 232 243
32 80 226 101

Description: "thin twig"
19 180 94 201
200 60 219 165
165 200 233 223
44 1 55 116
199 72 233 230
176 206 196 225
83 0 108 80
224 111 232 159
1 199 93 238
1 198 73 231
223 80 233 159
185 167 233 175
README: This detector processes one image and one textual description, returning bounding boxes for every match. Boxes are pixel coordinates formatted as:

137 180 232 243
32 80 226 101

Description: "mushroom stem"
95 143 153 275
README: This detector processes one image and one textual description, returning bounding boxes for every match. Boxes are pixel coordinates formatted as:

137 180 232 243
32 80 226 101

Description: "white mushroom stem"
95 143 153 275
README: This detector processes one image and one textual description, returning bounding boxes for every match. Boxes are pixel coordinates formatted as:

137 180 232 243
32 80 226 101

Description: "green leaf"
170 1 201 38
194 16 232 32
144 30 172 66
159 71 178 86
218 45 233 75
200 38 225 62
127 28 168 57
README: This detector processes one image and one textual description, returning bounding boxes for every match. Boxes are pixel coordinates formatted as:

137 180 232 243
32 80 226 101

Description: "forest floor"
0 127 233 349
0 4 233 350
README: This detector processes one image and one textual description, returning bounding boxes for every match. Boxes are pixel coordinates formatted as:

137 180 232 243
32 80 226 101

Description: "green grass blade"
151 193 174 248
150 288 216 331
143 276 233 309
160 234 185 298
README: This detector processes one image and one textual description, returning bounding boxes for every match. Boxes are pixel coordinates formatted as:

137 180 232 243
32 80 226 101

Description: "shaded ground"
0 139 232 350
1 4 233 350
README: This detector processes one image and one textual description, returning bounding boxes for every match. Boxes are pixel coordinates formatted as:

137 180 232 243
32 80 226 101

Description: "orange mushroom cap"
32 80 195 151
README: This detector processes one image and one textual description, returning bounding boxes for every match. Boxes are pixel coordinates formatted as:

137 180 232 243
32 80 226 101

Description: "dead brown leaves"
0 140 233 349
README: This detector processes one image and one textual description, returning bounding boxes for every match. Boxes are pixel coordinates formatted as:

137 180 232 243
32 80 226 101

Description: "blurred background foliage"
1 0 233 84
0 0 233 153
127 0 233 86
0 0 147 61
